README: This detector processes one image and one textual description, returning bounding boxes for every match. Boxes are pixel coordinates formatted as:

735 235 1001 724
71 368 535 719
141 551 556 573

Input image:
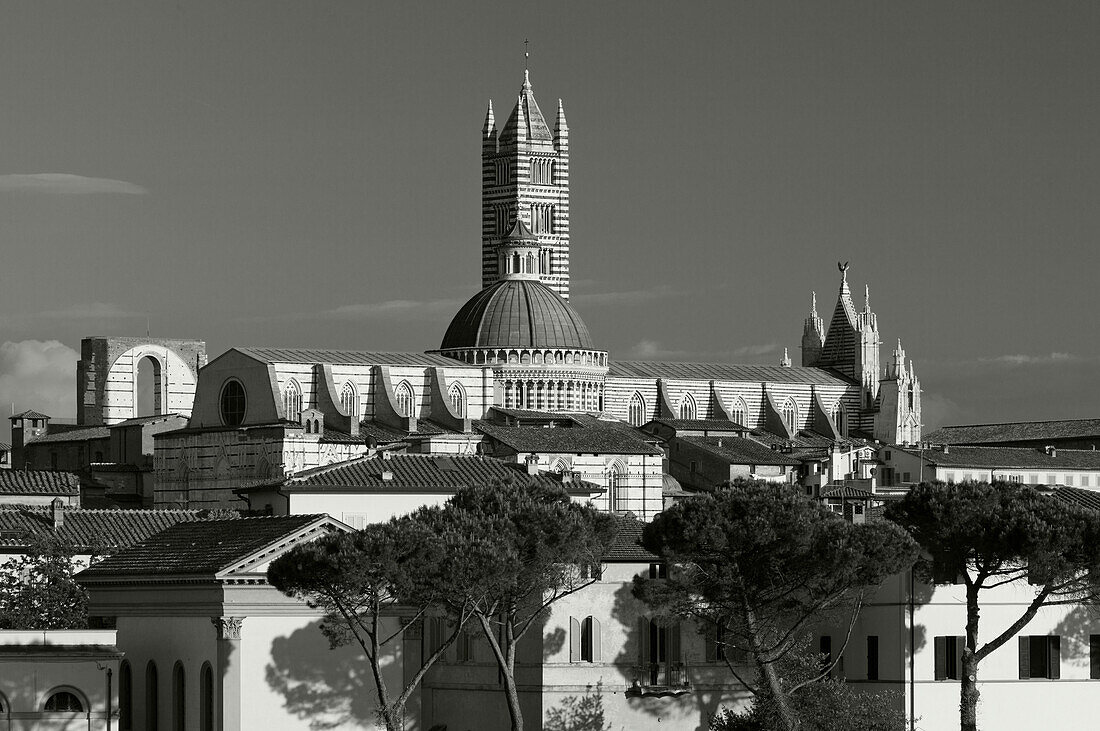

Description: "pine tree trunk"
739 591 799 731
503 626 524 731
960 585 981 731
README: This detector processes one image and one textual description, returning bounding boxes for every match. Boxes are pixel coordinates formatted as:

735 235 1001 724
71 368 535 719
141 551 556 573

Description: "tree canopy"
886 480 1100 731
0 533 103 630
636 481 917 731
414 479 617 731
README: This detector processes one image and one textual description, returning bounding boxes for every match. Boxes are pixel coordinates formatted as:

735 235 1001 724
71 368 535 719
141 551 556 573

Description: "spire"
886 338 907 380
483 99 496 138
555 98 568 135
864 284 871 313
811 291 818 318
780 348 792 368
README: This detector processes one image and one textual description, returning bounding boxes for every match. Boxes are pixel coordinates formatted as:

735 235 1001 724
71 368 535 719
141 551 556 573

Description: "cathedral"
151 70 923 508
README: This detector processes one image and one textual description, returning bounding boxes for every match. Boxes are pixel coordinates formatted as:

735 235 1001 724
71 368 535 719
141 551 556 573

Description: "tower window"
495 159 509 185
283 380 303 423
679 394 697 420
531 157 555 184
340 382 358 420
730 397 747 427
449 382 466 417
782 399 798 431
495 204 509 234
531 203 554 234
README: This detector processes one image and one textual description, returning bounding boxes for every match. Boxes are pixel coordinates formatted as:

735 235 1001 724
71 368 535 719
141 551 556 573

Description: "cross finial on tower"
523 39 530 87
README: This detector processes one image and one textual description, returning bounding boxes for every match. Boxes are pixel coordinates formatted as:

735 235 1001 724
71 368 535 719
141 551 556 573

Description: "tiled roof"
11 410 50 420
924 420 1100 446
440 279 595 351
27 426 110 444
269 454 599 494
647 419 747 432
235 348 464 368
490 408 582 423
911 445 1100 471
0 471 81 495
79 515 326 578
1050 486 1100 512
820 485 874 499
111 414 182 428
0 443 10 451
0 508 199 550
682 437 802 466
608 361 857 386
476 422 662 456
606 515 659 562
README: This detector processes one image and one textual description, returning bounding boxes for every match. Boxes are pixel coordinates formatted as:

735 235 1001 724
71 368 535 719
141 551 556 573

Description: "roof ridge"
934 418 1100 428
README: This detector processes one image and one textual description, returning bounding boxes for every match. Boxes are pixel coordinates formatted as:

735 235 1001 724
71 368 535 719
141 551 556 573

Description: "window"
44 690 84 712
1083 475 1092 487
832 403 846 435
457 629 474 663
283 380 303 422
173 663 185 731
531 203 554 233
782 399 798 431
867 636 879 680
447 383 466 417
340 382 358 420
705 619 731 663
819 635 839 676
902 472 911 482
219 380 246 426
147 661 159 730
1047 474 1057 485
120 661 133 731
628 392 646 426
531 157 555 184
395 381 414 418
678 394 697 420
884 450 892 461
944 471 955 483
730 397 746 427
1090 635 1100 680
1019 635 1060 679
200 663 213 731
495 159 509 185
934 636 964 680
1066 475 1075 486
495 203 509 234
649 563 668 579
570 616 601 662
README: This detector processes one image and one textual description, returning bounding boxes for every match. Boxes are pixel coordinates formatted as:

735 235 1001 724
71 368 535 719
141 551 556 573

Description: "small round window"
219 380 246 426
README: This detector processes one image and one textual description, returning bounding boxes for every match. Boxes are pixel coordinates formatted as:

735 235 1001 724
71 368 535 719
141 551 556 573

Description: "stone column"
211 616 245 731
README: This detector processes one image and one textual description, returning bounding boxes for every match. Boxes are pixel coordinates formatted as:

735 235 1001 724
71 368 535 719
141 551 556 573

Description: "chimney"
525 454 539 476
1045 445 1057 458
51 497 65 529
942 445 949 454
381 470 394 482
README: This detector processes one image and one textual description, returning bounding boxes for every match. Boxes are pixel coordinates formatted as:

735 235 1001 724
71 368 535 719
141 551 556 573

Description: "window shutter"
570 617 581 662
670 622 682 663
1090 635 1100 680
638 617 649 667
705 623 717 663
1019 636 1031 679
591 618 602 662
955 636 965 680
934 636 947 681
1049 636 1060 680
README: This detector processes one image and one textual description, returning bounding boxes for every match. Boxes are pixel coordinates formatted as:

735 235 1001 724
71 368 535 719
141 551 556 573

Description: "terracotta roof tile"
606 515 659 562
27 426 110 444
924 420 1100 446
0 471 81 495
682 437 802 466
476 422 662 456
0 507 199 550
608 361 857 386
79 515 327 577
908 445 1100 471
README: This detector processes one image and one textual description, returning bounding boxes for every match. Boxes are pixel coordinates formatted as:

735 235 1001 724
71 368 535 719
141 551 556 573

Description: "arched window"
449 382 466 417
219 379 246 426
283 380 303 422
570 615 602 662
730 397 747 427
678 394 697 420
395 381 414 418
832 402 847 436
120 661 133 731
146 661 159 731
782 399 798 431
200 663 214 731
173 663 185 731
340 382 358 420
44 690 84 712
608 461 627 513
628 392 646 427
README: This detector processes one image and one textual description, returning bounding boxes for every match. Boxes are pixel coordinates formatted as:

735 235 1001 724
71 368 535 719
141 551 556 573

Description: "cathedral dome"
440 279 594 351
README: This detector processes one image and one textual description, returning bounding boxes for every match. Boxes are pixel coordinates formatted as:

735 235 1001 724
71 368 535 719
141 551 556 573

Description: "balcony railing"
629 662 691 696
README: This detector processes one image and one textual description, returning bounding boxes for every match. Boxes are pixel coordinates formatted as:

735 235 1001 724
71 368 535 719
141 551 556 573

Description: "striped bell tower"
481 70 571 298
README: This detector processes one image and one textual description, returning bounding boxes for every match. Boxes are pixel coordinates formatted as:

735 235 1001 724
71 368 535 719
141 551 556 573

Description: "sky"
1 1 1098 436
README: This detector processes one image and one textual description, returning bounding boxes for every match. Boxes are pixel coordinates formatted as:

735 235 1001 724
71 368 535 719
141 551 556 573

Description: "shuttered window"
867 636 879 680
1019 635 1060 679
934 636 964 680
569 616 601 662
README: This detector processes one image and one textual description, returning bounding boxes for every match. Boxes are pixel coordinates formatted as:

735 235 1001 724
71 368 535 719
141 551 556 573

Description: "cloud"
979 352 1076 366
730 343 780 358
0 173 147 195
571 284 681 308
627 340 691 359
0 341 78 436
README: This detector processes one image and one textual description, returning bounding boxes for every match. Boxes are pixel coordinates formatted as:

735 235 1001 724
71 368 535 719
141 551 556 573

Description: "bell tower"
481 68 571 298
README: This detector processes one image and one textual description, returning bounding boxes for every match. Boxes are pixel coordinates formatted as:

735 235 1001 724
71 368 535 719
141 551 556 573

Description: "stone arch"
79 337 206 426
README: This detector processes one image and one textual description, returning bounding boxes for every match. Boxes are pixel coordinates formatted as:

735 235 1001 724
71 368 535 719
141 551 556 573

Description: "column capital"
211 616 245 640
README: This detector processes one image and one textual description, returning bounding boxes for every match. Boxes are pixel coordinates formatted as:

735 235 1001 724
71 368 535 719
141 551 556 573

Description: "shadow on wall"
265 619 380 730
545 682 613 731
1053 605 1100 661
544 625 567 660
609 580 728 731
